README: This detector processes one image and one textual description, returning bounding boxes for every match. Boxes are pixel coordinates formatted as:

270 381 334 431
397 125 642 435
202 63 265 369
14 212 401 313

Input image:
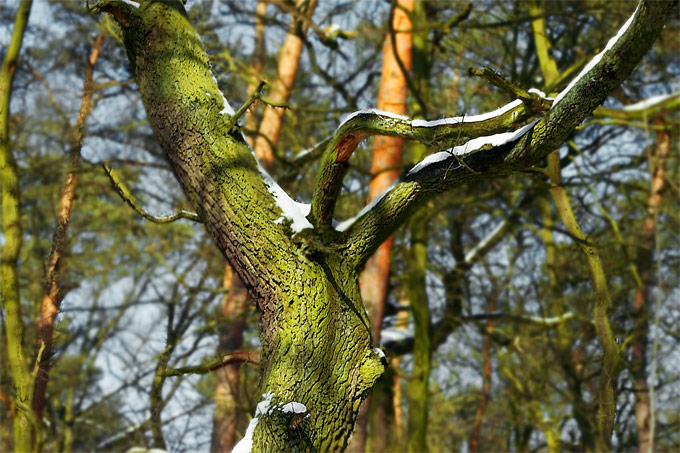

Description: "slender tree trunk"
405 214 431 453
351 3 413 450
632 119 669 453
32 33 104 423
1 2 35 451
212 266 249 452
252 0 316 167
243 0 268 148
530 3 618 448
468 291 496 452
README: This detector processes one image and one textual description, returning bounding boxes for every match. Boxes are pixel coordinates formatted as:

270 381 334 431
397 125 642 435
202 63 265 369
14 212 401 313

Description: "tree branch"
308 100 539 229
103 164 202 223
163 351 260 377
339 0 674 269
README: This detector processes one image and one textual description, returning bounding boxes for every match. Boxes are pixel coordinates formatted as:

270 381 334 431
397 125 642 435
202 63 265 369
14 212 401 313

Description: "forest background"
0 0 678 452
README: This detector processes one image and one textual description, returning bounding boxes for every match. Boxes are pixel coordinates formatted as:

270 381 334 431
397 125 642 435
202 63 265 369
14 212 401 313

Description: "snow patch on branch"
406 120 538 176
338 108 409 128
411 99 523 128
280 401 308 414
233 392 276 453
257 163 313 233
552 5 640 107
120 0 140 8
622 92 679 111
528 88 554 101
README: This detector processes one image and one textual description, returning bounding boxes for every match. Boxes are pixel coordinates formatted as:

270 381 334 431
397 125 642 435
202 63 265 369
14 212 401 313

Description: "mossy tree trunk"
97 0 673 450
1 1 35 451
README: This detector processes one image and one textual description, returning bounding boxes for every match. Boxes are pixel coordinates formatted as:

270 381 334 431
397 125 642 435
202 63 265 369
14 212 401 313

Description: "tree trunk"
632 119 669 453
107 3 384 450
33 32 104 423
252 0 316 167
468 291 496 452
1 1 35 451
405 215 431 453
101 0 674 449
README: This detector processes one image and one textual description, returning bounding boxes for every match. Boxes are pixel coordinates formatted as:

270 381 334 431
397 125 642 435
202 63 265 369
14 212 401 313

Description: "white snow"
411 99 523 128
326 23 341 35
335 182 396 232
211 74 236 116
337 99 524 132
621 92 679 111
120 0 140 8
552 5 639 107
379 327 412 345
281 402 308 414
373 347 386 359
259 166 313 233
338 108 409 129
232 392 275 453
528 88 554 101
406 120 538 176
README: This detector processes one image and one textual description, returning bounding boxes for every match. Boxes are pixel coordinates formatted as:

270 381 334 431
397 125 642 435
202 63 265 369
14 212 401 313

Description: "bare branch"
163 351 260 377
102 164 202 223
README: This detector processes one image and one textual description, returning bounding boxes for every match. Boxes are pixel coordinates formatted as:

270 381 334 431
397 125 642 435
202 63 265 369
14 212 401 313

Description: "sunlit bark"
252 0 316 167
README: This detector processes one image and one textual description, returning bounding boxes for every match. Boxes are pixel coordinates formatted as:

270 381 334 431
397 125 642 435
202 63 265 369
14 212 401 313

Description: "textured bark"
1 1 35 451
32 33 104 423
252 0 316 167
107 2 384 450
631 120 669 453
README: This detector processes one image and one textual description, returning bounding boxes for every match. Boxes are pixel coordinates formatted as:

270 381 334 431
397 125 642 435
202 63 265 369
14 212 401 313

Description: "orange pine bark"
360 0 413 344
252 0 317 167
352 2 413 451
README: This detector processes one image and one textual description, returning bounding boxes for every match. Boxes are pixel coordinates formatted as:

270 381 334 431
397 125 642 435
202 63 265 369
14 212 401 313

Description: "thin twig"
225 80 267 130
163 351 260 377
102 164 202 223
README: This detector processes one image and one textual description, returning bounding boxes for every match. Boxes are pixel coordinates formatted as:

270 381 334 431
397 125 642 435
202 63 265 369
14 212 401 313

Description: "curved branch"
103 164 202 223
308 99 538 228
